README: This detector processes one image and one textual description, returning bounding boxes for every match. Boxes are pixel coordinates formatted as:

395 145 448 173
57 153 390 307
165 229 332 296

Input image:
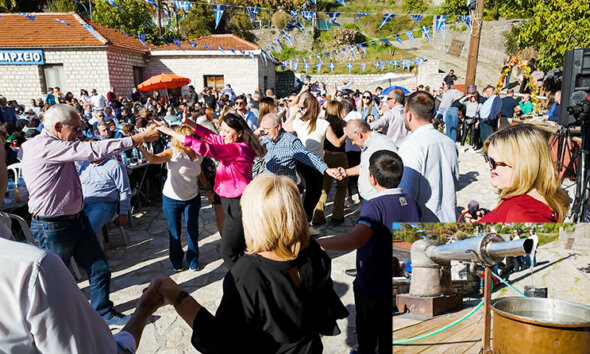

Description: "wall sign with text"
0 49 44 65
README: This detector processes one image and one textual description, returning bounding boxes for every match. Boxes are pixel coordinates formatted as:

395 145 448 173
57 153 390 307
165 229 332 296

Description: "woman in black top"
312 100 349 225
149 174 348 353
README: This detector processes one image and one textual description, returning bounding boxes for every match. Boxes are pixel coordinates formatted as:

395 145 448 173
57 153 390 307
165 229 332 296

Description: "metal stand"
552 125 576 174
481 266 493 353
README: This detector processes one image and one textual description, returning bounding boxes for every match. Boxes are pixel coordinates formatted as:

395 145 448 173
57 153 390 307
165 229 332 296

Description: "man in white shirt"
91 88 107 110
398 91 459 222
341 119 398 201
0 237 162 353
369 88 410 149
527 229 539 268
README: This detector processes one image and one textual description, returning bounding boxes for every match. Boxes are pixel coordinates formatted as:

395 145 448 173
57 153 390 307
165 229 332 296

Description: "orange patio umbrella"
137 73 191 91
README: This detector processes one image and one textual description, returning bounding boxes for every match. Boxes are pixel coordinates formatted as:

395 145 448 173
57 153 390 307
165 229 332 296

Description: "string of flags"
281 57 425 74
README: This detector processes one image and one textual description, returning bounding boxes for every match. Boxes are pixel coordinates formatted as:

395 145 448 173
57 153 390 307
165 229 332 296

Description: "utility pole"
464 0 485 93
157 0 162 36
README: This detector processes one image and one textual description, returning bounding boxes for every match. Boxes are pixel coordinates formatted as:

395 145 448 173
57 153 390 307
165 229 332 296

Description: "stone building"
147 34 276 96
0 12 275 105
0 12 149 105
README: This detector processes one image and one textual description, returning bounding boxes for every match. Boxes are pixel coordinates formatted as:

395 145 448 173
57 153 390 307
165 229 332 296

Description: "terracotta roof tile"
0 12 147 53
392 240 413 250
150 34 258 51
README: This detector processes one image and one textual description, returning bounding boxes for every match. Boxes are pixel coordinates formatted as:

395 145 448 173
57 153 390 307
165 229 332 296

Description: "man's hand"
133 125 160 145
117 214 129 227
150 275 184 305
337 167 348 178
367 115 376 123
206 190 215 203
136 281 165 316
326 168 343 180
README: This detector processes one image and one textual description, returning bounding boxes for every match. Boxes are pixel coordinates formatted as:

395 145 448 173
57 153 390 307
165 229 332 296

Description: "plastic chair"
0 211 82 280
7 162 22 181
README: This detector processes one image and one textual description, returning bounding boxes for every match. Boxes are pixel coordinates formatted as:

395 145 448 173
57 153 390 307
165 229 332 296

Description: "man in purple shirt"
369 89 410 149
18 104 159 328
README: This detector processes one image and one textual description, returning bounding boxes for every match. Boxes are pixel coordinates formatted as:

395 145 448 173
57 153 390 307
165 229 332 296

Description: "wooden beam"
464 0 485 93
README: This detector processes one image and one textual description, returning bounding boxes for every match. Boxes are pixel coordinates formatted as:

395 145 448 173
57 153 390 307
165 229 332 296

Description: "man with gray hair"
369 88 410 148
259 113 342 182
18 104 159 329
340 119 398 201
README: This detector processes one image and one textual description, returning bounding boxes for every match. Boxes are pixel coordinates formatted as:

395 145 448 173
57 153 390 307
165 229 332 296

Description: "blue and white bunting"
173 39 184 51
173 1 192 12
301 11 315 22
105 0 123 11
292 61 299 71
369 40 377 46
159 37 169 43
53 18 73 26
410 14 423 24
203 44 210 50
144 0 159 10
216 46 224 53
281 32 293 46
394 34 403 45
328 12 342 27
315 54 323 63
310 0 316 4
291 10 304 29
374 62 380 70
81 23 102 41
357 43 366 55
329 63 335 73
187 40 198 48
355 12 370 21
380 37 391 45
137 33 148 49
316 62 322 73
340 47 349 59
393 60 399 70
348 46 356 59
435 15 447 33
212 4 226 30
259 52 268 65
324 52 332 60
335 0 347 7
288 21 304 33
460 15 472 29
246 7 259 24
361 62 366 72
249 52 255 61
406 30 416 46
120 30 129 35
380 61 386 71
421 26 431 42
304 63 310 73
347 62 353 74
379 13 395 29
18 13 35 21
276 38 284 51
280 61 287 70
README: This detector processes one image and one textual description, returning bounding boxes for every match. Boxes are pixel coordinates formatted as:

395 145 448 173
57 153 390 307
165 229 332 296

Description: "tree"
91 0 164 43
516 0 590 70
47 0 78 12
0 0 15 11
402 0 427 14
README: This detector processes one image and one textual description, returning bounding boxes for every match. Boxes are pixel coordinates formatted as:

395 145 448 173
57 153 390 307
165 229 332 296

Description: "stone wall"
559 224 590 250
106 48 148 97
252 28 315 53
0 47 112 105
146 54 276 96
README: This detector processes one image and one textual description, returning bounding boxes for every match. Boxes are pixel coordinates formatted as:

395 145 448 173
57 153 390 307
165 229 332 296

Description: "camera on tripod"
567 96 590 125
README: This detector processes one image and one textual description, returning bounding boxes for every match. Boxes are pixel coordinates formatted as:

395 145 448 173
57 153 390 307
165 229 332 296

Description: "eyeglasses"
484 154 511 169
236 101 246 106
363 96 371 99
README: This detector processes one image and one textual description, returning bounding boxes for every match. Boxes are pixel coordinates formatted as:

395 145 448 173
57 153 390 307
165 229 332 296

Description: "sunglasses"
484 154 511 169
363 96 371 99
236 101 246 106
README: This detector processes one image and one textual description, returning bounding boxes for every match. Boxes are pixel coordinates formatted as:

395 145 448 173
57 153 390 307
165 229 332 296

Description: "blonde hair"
484 124 570 221
171 125 194 155
240 174 310 260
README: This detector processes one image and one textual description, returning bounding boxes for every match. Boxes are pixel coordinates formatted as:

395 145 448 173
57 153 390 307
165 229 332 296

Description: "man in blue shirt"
45 87 56 105
0 96 18 125
76 157 131 246
478 85 503 144
259 113 342 181
235 94 259 131
318 150 419 353
500 89 519 119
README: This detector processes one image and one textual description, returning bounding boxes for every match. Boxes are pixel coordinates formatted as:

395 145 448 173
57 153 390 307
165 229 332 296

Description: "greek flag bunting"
324 52 332 60
173 39 184 51
18 13 35 21
159 37 169 43
281 32 293 46
249 52 256 62
361 62 366 72
70 0 88 12
406 30 416 46
187 41 198 48
329 63 335 73
280 62 287 70
316 63 322 73
291 11 304 29
379 13 395 29
347 62 353 74
393 60 399 69
216 46 224 53
410 15 423 24
374 62 380 70
276 39 284 51
82 24 102 41
335 0 347 7
301 11 315 22
355 13 370 21
173 1 192 12
394 34 403 45
421 26 431 42
144 0 159 10
212 4 226 30
260 52 268 65
137 33 148 49
53 18 73 26
246 7 259 24
310 0 316 4
435 15 447 33
380 61 386 71
293 61 299 71
357 43 366 55
369 40 377 46
340 47 349 59
203 44 210 50
387 61 392 68
328 13 342 27
120 30 129 35
380 37 391 45
105 0 122 11
288 21 304 33
304 63 310 73
315 54 323 63
348 46 356 59
460 15 472 29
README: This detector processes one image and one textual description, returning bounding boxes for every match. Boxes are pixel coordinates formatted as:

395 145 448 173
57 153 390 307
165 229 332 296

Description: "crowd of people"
0 61 572 353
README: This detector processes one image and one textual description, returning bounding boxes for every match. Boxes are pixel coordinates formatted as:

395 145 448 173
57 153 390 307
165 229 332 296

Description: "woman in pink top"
157 112 265 269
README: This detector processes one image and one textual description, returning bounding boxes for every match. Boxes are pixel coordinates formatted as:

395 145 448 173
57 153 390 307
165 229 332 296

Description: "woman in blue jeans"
138 125 213 271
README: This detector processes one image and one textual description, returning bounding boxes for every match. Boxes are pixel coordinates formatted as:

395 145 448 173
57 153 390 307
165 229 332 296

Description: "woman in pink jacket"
157 112 265 269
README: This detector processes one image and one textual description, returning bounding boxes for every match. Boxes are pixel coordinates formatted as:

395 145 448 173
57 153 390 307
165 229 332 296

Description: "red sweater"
479 194 558 223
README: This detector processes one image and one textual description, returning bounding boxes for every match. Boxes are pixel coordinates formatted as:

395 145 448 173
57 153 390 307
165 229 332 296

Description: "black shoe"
345 269 357 277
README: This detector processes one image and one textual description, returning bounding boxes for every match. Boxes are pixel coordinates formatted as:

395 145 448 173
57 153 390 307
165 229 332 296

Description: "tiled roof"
150 34 258 51
392 240 413 250
0 12 147 53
